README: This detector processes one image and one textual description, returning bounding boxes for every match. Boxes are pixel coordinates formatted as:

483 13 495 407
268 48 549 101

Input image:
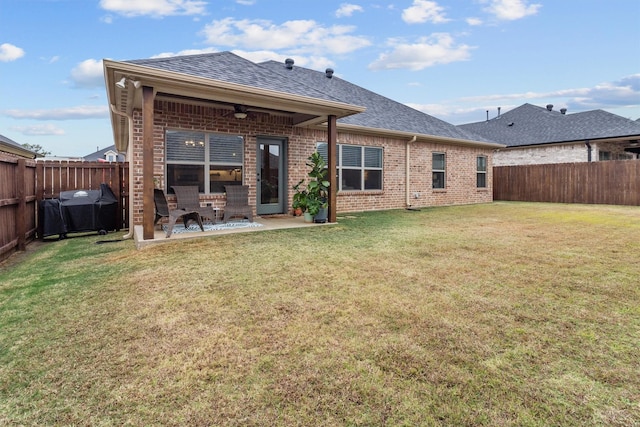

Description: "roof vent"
560 108 567 115
325 68 334 78
546 104 553 111
285 58 294 69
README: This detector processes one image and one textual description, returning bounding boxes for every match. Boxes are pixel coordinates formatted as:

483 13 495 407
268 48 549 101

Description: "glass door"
257 137 286 215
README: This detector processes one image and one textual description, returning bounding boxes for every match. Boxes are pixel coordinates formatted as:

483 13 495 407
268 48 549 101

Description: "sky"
1 0 639 157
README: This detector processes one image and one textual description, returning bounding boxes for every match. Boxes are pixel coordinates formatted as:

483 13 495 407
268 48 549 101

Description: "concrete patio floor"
133 215 331 249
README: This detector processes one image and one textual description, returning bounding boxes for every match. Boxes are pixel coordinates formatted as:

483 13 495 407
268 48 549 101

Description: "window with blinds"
432 152 446 189
166 130 244 194
476 156 487 188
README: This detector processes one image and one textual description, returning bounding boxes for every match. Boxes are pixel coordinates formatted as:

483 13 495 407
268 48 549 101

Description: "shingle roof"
0 133 37 158
458 103 640 147
126 52 345 104
125 52 495 144
258 60 495 143
83 145 125 162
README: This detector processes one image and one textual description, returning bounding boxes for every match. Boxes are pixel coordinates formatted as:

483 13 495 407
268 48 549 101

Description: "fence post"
17 159 27 251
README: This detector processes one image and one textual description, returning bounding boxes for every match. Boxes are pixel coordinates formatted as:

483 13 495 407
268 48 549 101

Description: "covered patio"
103 52 365 244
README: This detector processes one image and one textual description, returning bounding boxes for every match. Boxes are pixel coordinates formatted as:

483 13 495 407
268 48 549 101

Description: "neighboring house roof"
106 51 501 149
458 103 640 148
84 145 125 162
0 133 38 159
258 60 495 144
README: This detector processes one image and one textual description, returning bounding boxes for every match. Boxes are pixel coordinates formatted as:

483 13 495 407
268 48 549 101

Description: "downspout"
406 136 416 208
110 104 135 239
585 140 592 162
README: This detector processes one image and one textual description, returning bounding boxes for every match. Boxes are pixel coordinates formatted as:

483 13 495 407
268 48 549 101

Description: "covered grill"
39 183 118 239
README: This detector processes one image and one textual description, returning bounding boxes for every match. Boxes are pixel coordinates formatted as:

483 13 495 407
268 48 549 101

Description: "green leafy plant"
293 152 330 216
292 180 308 212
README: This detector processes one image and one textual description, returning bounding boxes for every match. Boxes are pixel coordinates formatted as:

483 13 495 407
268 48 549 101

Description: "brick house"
459 103 640 166
103 51 502 240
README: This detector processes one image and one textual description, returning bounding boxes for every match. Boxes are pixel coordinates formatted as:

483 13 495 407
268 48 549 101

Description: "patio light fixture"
115 77 141 89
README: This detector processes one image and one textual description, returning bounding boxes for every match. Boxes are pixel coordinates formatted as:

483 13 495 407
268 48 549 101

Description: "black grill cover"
58 183 118 234
38 199 67 238
39 184 118 238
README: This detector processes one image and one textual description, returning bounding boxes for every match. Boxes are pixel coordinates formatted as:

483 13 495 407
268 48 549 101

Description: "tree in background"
21 143 51 157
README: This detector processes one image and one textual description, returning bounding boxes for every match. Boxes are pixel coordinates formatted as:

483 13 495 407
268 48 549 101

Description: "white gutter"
406 135 416 208
109 104 134 240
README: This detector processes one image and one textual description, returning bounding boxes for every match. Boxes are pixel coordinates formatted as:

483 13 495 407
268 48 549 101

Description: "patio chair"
223 185 253 222
171 185 218 223
154 189 204 238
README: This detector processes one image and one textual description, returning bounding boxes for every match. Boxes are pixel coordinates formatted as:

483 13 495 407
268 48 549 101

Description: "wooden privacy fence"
493 160 640 206
0 159 129 262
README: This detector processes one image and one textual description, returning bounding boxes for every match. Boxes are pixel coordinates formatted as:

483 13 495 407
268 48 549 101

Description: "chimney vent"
325 68 334 78
498 107 501 117
546 104 553 111
560 108 567 115
285 58 294 69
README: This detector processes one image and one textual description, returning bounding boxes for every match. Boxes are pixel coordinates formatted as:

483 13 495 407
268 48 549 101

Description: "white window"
477 156 487 188
317 143 383 191
432 152 445 189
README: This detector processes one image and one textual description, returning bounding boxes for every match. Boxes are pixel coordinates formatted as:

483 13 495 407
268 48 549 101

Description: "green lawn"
1 202 639 426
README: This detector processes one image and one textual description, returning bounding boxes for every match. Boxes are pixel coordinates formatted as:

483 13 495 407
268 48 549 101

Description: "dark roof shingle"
459 103 640 147
125 52 495 144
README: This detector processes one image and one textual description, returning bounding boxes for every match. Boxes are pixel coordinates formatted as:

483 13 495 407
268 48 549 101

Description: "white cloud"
402 0 449 24
236 0 255 5
10 123 66 136
201 18 371 56
466 17 483 26
336 3 364 18
483 0 541 21
458 75 640 109
369 33 473 71
152 47 219 58
70 59 105 89
4 105 109 120
424 74 640 124
0 43 25 62
99 0 207 17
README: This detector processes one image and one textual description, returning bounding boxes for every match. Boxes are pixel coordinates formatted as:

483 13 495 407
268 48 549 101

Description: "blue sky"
1 0 639 157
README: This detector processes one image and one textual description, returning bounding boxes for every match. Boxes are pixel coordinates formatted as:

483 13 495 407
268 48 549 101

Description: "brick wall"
129 100 495 224
494 142 588 166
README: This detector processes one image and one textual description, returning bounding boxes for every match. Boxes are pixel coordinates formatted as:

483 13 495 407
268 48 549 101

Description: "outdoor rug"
163 220 263 234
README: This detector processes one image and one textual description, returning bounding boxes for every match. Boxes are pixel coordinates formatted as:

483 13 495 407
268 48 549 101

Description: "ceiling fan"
222 104 253 119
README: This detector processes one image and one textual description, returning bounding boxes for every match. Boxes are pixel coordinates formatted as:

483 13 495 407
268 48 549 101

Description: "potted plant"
305 151 330 223
292 151 330 223
292 180 307 217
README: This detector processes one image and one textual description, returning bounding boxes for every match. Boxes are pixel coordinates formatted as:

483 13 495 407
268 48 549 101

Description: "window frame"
317 142 384 191
432 152 446 189
165 129 244 194
476 155 487 188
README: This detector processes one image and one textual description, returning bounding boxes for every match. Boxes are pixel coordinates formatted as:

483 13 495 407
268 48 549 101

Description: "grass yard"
1 202 639 426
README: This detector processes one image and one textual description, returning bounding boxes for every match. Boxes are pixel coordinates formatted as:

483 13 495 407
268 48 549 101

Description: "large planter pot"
314 207 328 223
303 212 313 223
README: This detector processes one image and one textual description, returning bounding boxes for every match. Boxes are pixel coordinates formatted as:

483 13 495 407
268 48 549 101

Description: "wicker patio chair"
223 185 253 222
154 189 204 238
171 185 218 223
